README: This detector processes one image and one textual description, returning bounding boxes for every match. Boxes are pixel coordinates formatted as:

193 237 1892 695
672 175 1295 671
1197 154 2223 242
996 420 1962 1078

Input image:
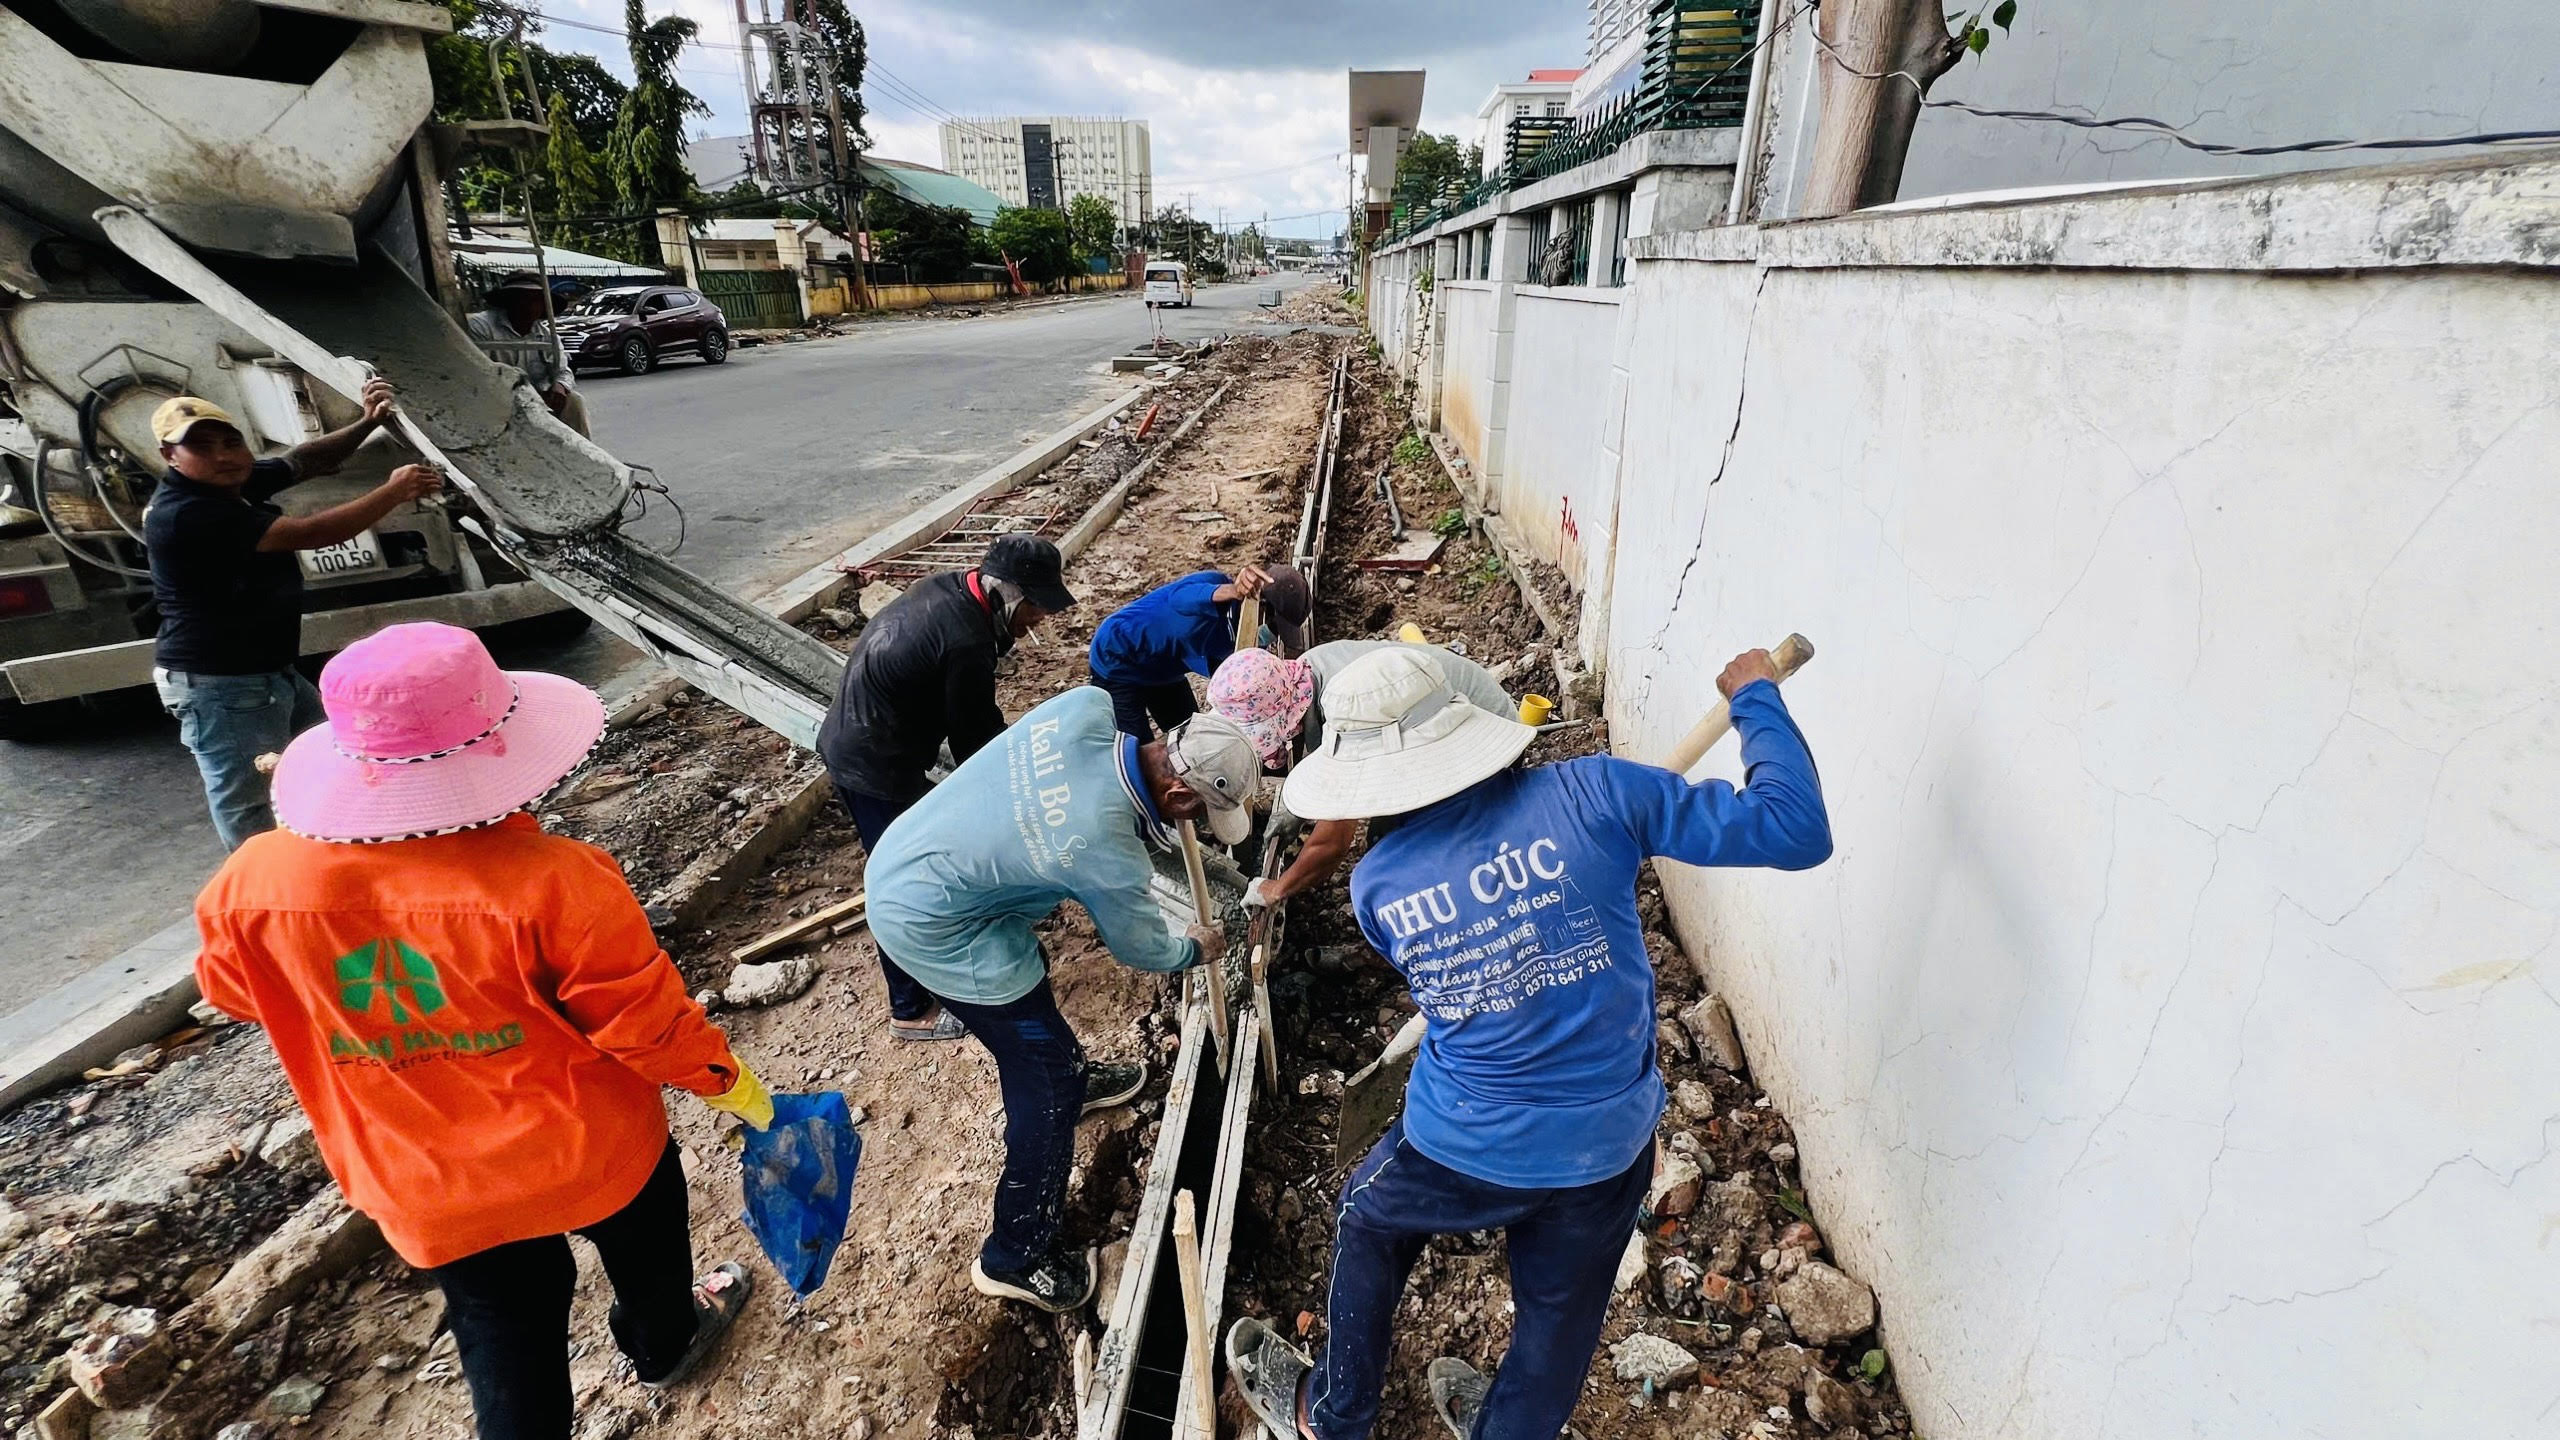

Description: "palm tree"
606 0 706 261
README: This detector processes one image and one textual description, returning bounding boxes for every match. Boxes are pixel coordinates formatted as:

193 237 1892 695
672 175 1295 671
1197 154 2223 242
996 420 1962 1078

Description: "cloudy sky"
536 0 1590 238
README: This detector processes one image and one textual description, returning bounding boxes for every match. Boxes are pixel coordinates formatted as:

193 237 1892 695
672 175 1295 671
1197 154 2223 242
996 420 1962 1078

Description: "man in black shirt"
816 534 1076 1040
145 388 443 849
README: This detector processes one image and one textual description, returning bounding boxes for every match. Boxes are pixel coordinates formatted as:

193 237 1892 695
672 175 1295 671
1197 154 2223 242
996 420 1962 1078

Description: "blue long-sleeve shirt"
865 686 1200 1005
1088 570 1238 687
1348 680 1830 1188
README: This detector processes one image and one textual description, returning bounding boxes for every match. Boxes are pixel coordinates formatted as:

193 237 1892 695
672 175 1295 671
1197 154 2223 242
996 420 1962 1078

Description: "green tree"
990 206 1075 285
1391 130 1473 212
865 192 978 282
1151 205 1216 268
1066 193 1117 268
607 0 708 258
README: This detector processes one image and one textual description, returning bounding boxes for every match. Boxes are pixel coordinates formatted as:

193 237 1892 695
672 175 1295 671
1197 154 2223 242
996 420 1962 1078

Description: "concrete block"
66 1308 170 1408
187 1188 383 1348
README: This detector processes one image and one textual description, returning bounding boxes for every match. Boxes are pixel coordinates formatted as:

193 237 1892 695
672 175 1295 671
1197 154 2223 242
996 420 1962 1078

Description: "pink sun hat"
1208 647 1316 764
271 622 606 843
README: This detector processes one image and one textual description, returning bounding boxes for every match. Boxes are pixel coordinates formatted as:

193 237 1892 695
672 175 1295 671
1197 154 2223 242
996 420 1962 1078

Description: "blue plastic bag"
739 1091 863 1297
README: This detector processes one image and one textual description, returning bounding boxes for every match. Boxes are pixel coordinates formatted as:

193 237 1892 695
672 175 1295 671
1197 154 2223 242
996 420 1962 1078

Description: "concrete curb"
0 917 202 1112
604 385 1148 729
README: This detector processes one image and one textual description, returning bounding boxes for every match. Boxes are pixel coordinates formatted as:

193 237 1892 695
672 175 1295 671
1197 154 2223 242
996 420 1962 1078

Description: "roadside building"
1474 70 1582 174
938 116 1153 223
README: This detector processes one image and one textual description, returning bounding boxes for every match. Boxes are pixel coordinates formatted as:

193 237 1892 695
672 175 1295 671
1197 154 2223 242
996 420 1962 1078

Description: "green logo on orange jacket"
335 940 447 1025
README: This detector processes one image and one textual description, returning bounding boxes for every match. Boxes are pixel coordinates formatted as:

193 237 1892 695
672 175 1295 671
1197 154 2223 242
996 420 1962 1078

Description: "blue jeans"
838 786 935 1023
1309 1120 1654 1440
935 976 1089 1275
155 667 325 851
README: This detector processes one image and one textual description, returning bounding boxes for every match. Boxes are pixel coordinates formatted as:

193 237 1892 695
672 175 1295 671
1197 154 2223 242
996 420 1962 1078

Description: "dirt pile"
1267 282 1355 327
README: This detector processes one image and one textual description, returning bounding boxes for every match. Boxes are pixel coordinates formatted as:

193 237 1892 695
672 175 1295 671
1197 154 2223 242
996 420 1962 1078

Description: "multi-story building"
939 117 1153 227
1475 69 1583 174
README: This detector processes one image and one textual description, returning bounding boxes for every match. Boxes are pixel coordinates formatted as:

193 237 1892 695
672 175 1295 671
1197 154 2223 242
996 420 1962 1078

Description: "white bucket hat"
1279 648 1536 821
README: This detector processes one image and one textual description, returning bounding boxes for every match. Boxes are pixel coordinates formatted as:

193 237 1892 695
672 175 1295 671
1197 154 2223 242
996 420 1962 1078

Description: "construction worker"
1227 646 1830 1440
815 534 1077 1042
144 388 443 849
1207 639 1517 910
193 623 770 1440
465 270 589 436
1087 562 1312 737
862 687 1264 1310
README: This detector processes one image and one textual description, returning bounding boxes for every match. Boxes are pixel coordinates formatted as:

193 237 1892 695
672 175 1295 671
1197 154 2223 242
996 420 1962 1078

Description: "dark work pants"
1095 670 1197 739
428 1139 697 1440
935 976 1090 1275
1308 1121 1654 1440
839 786 935 1022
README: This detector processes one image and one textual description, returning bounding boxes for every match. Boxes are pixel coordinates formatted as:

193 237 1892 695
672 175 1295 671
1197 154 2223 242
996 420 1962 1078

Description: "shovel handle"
1237 594 1263 652
1179 820 1232 1075
1661 634 1814 776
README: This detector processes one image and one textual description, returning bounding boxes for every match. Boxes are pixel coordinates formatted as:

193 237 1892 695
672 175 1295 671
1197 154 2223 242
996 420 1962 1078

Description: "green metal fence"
1387 0 1762 243
698 269 804 331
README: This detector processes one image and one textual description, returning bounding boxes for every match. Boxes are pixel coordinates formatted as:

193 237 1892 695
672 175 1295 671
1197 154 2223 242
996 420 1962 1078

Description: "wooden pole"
1173 1190 1216 1439
1251 942 1279 1095
1178 820 1232 1075
1236 594 1263 653
1661 634 1815 776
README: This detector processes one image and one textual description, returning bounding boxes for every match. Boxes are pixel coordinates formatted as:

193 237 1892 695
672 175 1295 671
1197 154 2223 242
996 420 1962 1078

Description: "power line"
1156 150 1344 187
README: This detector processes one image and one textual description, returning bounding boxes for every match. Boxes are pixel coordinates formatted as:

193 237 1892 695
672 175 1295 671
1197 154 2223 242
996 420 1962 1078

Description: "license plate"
298 530 386 580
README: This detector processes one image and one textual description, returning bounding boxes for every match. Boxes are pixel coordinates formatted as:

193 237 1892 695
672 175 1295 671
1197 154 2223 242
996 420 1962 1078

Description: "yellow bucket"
1517 694 1556 726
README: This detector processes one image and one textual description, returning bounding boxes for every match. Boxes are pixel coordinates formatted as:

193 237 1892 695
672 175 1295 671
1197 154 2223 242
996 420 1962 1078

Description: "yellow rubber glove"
704 1063 774 1131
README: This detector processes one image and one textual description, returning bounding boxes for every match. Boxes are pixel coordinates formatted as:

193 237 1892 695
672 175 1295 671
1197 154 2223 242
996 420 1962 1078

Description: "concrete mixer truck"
0 0 843 743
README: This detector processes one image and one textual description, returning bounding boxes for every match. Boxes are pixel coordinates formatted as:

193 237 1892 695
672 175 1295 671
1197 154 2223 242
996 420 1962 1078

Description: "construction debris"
729 892 867 963
718 955 821 1009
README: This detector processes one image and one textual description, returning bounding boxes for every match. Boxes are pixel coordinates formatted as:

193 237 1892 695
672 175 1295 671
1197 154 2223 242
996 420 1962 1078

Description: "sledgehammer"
1661 633 1815 776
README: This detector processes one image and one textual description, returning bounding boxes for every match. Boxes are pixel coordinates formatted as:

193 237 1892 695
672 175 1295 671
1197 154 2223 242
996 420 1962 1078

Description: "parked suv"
557 286 731 376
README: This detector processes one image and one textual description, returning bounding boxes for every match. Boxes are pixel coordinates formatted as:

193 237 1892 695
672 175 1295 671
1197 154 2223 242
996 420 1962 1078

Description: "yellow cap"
150 396 242 447
1395 622 1427 644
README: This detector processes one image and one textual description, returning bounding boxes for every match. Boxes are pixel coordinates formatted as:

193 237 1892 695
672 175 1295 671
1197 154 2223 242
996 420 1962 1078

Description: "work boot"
640 1263 752 1389
1081 1059 1148 1116
970 1245 1097 1313
1427 1356 1489 1439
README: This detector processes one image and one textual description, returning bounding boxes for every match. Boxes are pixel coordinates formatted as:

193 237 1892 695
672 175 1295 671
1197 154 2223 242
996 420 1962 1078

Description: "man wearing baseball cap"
860 686 1261 1310
816 534 1075 1041
144 386 444 849
193 622 769 1439
465 270 587 435
1227 646 1831 1440
1087 562 1312 738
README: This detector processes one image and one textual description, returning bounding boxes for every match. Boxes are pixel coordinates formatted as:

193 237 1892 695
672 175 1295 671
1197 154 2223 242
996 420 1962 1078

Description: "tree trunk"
1799 0 1966 218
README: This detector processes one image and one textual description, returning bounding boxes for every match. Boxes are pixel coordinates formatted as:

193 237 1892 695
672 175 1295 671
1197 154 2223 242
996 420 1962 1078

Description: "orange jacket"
194 813 742 1268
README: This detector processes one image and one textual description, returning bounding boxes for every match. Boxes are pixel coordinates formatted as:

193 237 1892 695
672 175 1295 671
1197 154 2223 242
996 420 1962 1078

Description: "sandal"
641 1262 752 1389
1227 1316 1315 1438
891 1010 968 1042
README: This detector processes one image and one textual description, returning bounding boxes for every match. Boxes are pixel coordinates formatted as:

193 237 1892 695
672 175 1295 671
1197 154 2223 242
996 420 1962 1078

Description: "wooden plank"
1179 821 1233 1076
1176 1012 1263 1437
728 890 865 963
1174 1194 1217 1440
1079 1004 1211 1440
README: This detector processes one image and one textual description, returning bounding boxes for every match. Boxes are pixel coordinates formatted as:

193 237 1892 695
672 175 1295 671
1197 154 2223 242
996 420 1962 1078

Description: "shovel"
1327 634 1816 1166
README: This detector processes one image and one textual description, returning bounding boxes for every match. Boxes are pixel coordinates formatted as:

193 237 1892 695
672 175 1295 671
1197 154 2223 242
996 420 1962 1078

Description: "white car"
1144 262 1195 308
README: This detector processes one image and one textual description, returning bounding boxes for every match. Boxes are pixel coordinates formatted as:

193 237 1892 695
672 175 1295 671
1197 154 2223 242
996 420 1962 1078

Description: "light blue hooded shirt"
864 686 1201 1005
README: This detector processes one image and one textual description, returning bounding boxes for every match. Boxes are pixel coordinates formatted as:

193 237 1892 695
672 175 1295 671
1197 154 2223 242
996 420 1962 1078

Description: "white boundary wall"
1390 151 2560 1438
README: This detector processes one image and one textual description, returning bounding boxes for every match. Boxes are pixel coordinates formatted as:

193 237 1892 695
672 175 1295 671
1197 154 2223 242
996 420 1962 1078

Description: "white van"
1144 262 1194 308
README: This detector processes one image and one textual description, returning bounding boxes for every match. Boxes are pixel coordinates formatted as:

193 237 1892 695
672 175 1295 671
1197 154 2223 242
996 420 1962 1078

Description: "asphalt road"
0 275 1307 1018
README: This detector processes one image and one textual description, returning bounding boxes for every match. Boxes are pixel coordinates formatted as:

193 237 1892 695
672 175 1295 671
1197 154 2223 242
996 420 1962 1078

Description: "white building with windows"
938 117 1153 227
1474 69 1582 174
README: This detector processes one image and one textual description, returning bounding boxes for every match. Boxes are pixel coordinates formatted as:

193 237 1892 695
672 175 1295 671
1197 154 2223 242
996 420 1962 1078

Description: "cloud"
541 0 1584 237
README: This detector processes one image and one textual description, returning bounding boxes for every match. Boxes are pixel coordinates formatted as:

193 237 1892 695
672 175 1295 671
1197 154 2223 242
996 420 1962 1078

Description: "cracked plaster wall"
1601 251 2560 1437
1869 4 2560 205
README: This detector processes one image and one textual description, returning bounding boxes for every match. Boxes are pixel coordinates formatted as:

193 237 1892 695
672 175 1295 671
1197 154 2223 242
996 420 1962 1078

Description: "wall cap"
1632 147 2560 272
